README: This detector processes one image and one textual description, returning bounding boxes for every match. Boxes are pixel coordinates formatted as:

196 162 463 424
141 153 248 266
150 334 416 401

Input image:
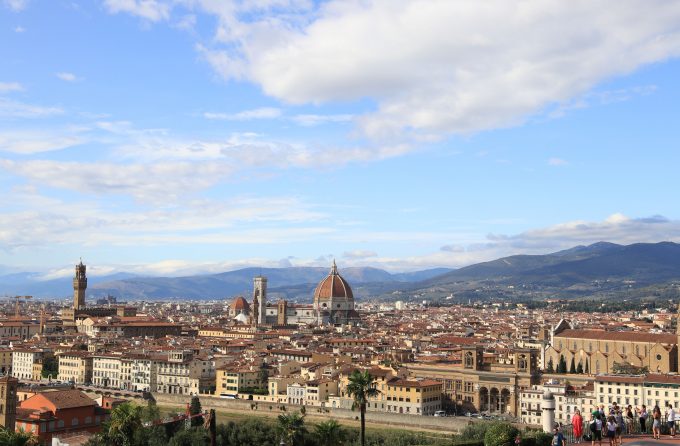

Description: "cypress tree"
569 357 576 374
576 361 584 374
546 357 555 373
558 355 567 373
585 358 590 374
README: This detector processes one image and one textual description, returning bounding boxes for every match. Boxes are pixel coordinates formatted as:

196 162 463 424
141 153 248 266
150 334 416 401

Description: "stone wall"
152 393 469 432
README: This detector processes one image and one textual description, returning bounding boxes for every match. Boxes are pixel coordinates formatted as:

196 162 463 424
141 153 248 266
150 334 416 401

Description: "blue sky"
2 0 680 278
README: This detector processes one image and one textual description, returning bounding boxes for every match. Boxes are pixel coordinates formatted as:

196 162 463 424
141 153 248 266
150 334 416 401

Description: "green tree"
585 358 590 374
258 362 269 389
103 402 144 446
546 357 554 373
576 361 584 374
0 428 36 446
277 412 306 446
168 429 209 446
189 396 204 427
314 420 344 446
569 357 576 374
483 422 519 446
345 369 381 446
41 355 58 380
558 355 567 374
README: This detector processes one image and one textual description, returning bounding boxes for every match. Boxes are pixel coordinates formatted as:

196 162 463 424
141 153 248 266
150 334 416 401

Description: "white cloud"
187 1 680 140
0 82 23 92
291 114 353 126
55 72 81 82
0 186 328 252
103 0 170 22
203 107 282 121
14 25 25 32
0 159 231 202
0 98 63 118
548 157 568 166
3 0 28 11
343 250 378 259
0 131 84 154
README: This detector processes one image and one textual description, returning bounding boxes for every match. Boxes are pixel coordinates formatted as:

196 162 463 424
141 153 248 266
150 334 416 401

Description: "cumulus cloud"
103 0 170 22
291 114 354 126
180 1 680 140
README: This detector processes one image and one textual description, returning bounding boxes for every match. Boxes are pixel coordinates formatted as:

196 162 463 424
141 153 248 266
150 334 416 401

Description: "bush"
483 423 519 446
459 422 491 441
530 432 552 446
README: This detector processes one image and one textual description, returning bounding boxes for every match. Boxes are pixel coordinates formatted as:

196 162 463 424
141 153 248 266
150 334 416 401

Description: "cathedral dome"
230 296 250 312
313 261 354 301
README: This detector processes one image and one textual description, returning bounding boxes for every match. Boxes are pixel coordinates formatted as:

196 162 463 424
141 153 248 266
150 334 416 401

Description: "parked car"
434 410 447 417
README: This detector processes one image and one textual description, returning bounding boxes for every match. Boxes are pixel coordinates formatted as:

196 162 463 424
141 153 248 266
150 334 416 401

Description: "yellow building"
305 379 339 406
546 322 678 375
57 351 93 384
407 347 541 416
216 367 261 396
0 347 12 375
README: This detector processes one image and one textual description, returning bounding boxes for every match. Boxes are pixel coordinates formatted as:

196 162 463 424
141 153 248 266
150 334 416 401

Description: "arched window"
595 360 601 374
71 418 78 426
465 352 474 368
605 344 609 353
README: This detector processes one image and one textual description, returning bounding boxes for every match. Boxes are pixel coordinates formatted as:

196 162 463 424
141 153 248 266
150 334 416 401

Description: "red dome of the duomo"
313 261 354 301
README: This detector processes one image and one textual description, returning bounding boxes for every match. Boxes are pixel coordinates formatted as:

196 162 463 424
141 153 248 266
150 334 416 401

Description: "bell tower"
73 260 87 310
253 276 267 325
0 375 18 432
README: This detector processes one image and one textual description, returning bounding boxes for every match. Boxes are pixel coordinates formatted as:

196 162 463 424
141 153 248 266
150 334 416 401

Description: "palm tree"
0 428 36 446
106 402 143 446
314 419 344 446
277 411 306 446
346 369 380 446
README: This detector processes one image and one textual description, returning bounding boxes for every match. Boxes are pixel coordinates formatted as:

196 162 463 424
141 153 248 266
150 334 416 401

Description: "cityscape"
2 2 680 446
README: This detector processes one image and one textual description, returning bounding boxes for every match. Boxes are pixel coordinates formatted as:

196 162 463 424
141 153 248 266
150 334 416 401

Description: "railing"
559 415 677 443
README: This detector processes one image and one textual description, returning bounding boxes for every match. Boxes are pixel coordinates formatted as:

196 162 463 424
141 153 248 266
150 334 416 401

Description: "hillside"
412 241 680 300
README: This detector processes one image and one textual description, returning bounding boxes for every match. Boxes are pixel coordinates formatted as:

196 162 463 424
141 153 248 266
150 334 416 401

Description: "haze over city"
2 1 680 279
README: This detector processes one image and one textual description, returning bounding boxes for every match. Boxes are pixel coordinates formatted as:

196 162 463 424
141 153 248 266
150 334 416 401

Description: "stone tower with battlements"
73 260 87 310
0 375 18 432
252 276 267 325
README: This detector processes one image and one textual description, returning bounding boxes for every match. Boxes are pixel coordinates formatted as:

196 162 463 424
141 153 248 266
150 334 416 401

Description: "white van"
434 410 447 417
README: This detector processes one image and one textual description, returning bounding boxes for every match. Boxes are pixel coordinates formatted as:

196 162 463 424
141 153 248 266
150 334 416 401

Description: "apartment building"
155 351 214 395
57 351 93 384
92 355 123 389
216 367 261 396
11 349 49 380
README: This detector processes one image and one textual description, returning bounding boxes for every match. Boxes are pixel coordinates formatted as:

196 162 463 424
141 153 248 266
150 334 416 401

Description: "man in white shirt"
667 403 676 438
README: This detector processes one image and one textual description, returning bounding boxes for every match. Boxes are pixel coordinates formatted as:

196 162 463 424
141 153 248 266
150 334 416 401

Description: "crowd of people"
562 402 677 445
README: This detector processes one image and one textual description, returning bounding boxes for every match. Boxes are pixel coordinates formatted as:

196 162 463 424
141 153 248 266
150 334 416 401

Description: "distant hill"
412 241 680 299
0 266 452 300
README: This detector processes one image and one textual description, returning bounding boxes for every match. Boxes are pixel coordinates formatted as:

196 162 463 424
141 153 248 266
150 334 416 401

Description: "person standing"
668 403 676 438
592 414 603 446
653 405 662 440
639 405 648 435
606 416 617 446
552 426 566 446
626 405 634 435
614 409 624 446
573 409 584 443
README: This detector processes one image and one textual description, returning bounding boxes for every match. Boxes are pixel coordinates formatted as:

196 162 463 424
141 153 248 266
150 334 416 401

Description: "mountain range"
1 241 679 301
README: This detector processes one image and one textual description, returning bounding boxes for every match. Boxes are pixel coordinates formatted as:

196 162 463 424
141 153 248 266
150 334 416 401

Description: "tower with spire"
73 260 87 311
